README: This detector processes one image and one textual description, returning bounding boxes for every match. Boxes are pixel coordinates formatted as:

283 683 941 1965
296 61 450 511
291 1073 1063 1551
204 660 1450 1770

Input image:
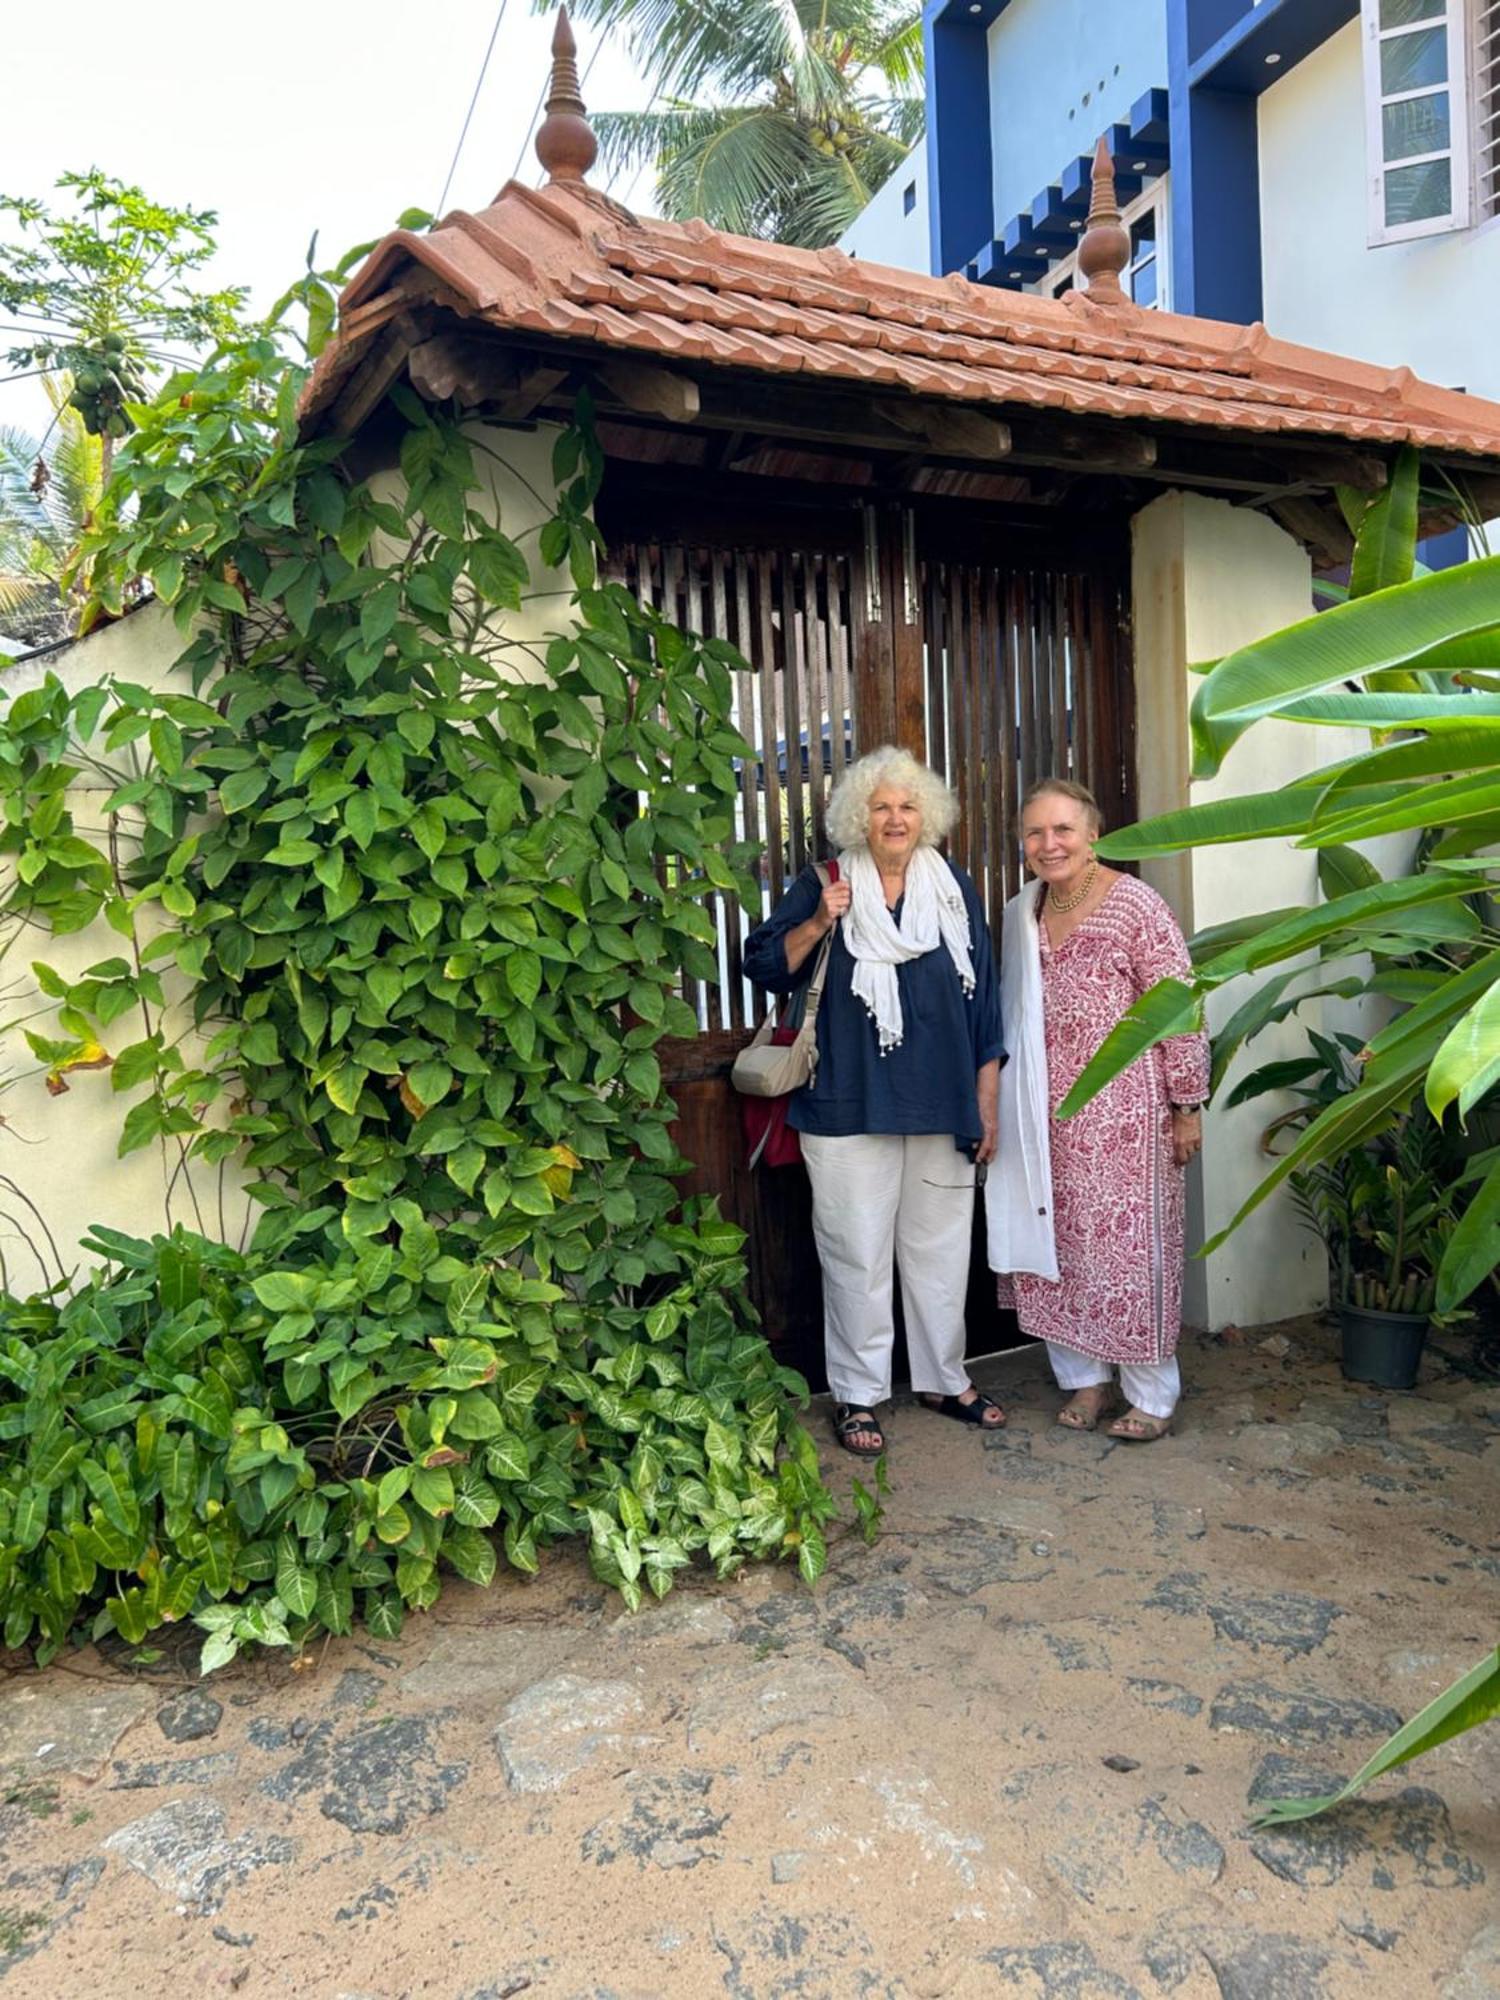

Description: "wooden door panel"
601 478 1133 1381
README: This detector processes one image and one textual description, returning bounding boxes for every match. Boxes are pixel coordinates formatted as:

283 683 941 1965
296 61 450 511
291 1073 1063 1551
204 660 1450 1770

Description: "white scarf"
839 844 975 1055
985 879 1059 1279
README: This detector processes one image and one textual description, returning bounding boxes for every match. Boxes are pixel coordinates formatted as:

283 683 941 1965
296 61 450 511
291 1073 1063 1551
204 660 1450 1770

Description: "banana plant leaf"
1316 726 1500 800
1194 875 1474 984
1425 976 1500 1122
1348 445 1418 601
1190 557 1500 776
1249 1647 1500 1828
1317 844 1382 899
1210 974 1367 1094
1280 690 1500 728
1199 1065 1419 1254
1055 979 1201 1120
1436 1154 1500 1311
1300 767 1500 846
1222 1056 1330 1108
1190 907 1309 964
1098 779 1410 860
1361 952 1500 1084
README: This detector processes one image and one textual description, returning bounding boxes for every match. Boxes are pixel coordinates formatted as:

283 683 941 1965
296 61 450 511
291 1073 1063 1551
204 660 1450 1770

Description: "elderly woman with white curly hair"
744 746 1004 1459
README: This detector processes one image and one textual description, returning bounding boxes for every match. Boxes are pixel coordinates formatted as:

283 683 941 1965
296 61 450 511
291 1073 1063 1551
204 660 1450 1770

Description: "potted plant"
1292 1116 1460 1390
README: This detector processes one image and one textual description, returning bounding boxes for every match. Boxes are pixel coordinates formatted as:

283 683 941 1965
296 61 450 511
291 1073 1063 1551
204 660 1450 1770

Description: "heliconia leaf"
1097 778 1405 860
1194 876 1471 986
1249 1648 1500 1828
1348 444 1418 600
1279 690 1500 728
1189 557 1500 776
1056 979 1201 1121
1436 1154 1500 1312
1425 975 1500 1123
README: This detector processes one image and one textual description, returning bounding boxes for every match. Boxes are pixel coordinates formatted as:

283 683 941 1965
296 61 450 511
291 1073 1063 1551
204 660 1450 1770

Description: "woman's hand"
818 875 852 933
1171 1108 1202 1166
975 1059 1000 1166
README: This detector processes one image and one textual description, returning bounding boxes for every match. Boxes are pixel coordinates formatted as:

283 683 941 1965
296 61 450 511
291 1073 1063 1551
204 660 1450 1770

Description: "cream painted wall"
0 602 254 1295
0 424 572 1295
1131 491 1373 1331
1258 20 1500 403
838 143 930 276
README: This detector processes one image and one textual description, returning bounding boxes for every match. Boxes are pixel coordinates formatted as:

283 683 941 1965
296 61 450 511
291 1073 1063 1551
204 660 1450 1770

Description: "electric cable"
436 0 512 216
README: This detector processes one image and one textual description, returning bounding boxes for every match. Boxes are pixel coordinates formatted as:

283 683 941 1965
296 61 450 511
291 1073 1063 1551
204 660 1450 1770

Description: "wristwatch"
1169 1101 1204 1114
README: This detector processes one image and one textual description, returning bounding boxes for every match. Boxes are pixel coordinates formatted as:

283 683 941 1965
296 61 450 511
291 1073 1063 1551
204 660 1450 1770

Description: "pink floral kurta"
1010 876 1210 1365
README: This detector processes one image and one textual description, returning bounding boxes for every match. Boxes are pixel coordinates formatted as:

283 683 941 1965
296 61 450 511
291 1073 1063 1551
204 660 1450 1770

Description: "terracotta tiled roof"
304 177 1500 464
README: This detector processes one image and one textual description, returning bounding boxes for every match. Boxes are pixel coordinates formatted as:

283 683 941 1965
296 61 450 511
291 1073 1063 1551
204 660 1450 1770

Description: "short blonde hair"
826 745 958 851
1019 775 1104 837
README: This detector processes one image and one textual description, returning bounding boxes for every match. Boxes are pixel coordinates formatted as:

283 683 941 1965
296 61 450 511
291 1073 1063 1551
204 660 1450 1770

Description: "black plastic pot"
1339 1304 1430 1390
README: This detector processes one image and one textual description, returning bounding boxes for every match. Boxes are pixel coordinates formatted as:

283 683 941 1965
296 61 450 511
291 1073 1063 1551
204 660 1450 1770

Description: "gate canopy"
301 17 1500 563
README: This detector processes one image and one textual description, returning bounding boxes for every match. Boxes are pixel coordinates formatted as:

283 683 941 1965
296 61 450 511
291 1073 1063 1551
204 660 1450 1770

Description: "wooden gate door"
600 478 1134 1383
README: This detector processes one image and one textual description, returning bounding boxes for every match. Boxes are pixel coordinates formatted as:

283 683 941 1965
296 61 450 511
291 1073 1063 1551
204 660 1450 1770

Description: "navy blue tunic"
742 860 1004 1149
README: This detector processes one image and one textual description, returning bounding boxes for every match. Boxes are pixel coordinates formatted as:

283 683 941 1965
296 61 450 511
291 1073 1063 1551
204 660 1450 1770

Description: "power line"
437 0 511 216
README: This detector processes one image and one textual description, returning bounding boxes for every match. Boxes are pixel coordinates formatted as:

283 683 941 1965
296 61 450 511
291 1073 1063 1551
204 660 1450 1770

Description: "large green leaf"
1297 766 1500 847
1316 727 1500 803
1249 1648 1500 1828
1425 970 1500 1122
1055 979 1201 1121
1348 445 1418 600
1190 557 1500 775
1098 778 1408 861
1436 1154 1500 1311
1316 844 1381 901
1199 1065 1419 1255
1194 875 1472 985
1279 690 1500 729
1362 951 1500 1086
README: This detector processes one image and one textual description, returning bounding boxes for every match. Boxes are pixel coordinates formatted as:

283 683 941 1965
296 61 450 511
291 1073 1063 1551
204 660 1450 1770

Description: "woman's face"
866 782 923 867
1021 792 1097 888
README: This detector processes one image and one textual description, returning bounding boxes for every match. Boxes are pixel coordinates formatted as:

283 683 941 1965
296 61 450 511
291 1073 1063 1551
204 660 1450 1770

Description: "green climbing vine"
0 309 837 1669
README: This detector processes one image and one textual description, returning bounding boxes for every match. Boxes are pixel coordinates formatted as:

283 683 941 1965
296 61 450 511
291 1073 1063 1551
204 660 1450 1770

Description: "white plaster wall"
0 428 572 1294
1259 20 1500 403
987 0 1168 227
838 143 931 275
1131 491 1377 1331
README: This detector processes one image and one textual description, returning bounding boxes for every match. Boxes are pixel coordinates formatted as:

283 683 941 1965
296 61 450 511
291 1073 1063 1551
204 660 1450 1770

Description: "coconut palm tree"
542 0 924 246
0 375 104 649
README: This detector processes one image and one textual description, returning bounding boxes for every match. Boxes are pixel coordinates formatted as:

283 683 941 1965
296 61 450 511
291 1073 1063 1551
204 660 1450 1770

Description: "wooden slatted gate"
599 479 1134 1378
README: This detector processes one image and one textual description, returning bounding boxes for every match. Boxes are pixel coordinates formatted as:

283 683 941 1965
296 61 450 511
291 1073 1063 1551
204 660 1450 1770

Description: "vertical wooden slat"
994 562 1020 919
807 553 831 857
756 554 786 912
828 553 852 794
923 557 948 788
779 551 807 880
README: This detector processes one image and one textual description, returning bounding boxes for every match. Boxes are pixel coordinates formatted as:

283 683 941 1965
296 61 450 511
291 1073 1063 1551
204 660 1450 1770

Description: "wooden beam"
1002 418 1158 473
326 320 417 436
872 400 1012 459
597 359 701 422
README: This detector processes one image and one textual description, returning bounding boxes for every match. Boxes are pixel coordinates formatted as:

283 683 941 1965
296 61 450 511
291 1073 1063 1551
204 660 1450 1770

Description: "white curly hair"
825 744 959 852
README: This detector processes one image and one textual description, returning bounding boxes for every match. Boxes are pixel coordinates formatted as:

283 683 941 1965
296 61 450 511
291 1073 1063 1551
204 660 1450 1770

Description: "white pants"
1045 1340 1181 1421
801 1131 976 1409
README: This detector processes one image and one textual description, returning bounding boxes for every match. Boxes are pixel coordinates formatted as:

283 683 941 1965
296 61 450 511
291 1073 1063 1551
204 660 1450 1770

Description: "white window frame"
1034 175 1172 309
1476 0 1500 221
1362 0 1473 245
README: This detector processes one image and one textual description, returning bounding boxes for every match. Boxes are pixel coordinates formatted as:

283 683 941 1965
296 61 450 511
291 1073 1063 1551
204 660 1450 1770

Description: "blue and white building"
846 1 1500 419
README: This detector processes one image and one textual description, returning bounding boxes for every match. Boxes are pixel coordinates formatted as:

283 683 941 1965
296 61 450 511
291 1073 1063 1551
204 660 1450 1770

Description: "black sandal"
833 1405 885 1457
919 1390 1006 1430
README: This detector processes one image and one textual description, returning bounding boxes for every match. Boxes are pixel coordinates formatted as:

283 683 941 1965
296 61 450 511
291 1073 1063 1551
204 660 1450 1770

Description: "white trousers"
1045 1340 1181 1421
801 1131 976 1409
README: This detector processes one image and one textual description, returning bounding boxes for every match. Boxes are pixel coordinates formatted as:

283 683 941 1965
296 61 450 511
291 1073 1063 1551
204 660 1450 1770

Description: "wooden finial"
535 8 598 185
1077 135 1130 305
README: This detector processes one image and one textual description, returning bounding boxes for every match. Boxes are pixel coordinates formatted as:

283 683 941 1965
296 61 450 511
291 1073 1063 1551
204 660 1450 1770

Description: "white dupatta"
985 878 1059 1280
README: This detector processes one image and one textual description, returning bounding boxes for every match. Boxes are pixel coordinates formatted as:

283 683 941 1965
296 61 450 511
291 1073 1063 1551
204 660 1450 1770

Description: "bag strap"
800 859 839 1043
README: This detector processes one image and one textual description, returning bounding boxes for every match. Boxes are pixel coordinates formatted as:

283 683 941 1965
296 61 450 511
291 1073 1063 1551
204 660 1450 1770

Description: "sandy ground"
0 1315 1496 2000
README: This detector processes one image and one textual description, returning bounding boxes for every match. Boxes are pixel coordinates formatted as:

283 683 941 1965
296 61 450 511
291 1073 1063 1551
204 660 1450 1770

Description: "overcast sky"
1 0 652 433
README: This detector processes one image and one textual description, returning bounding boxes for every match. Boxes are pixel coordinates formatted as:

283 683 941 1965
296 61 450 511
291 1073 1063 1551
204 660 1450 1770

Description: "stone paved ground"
0 1317 1496 2000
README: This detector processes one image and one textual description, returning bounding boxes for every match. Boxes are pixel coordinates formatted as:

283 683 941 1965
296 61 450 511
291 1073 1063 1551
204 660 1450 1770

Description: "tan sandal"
1107 1407 1173 1443
1056 1385 1116 1432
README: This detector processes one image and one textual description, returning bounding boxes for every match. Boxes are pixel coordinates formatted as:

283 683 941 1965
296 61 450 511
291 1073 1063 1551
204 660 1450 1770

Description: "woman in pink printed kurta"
1010 874 1210 1368
990 779 1210 1440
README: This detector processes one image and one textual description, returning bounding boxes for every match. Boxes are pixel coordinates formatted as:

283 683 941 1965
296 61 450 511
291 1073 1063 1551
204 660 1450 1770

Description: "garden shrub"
0 327 835 1668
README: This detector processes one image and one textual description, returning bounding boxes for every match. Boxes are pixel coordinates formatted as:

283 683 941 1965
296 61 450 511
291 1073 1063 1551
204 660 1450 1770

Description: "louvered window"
1477 0 1500 218
1361 0 1499 241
